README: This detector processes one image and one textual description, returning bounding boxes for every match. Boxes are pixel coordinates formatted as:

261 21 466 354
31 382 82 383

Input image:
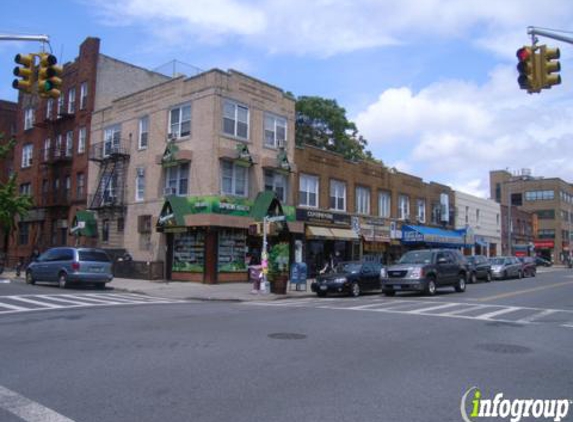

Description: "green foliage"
268 242 289 280
295 96 381 164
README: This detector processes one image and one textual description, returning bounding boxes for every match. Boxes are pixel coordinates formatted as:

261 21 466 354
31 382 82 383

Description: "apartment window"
102 173 118 203
398 195 410 220
76 173 85 199
378 191 391 218
117 218 125 233
138 116 149 149
355 186 371 215
136 167 145 201
65 131 73 157
46 99 54 119
24 107 34 130
465 206 469 224
19 183 31 196
221 161 248 197
80 82 88 110
223 100 249 139
537 229 555 239
102 219 110 242
169 104 191 139
78 127 86 154
299 174 319 208
21 144 33 168
18 222 30 245
57 95 63 115
329 180 346 211
103 124 121 156
55 134 62 157
536 209 555 220
496 213 500 226
264 169 287 202
476 208 480 224
525 190 555 201
431 203 441 224
264 113 287 148
68 87 76 114
64 175 71 200
164 163 189 196
43 138 51 161
417 199 426 223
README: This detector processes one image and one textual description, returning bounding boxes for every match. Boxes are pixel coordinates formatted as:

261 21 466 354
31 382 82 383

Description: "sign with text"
295 208 351 226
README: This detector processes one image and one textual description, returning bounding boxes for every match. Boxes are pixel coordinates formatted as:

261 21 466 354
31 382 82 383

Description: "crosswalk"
246 297 573 329
0 293 185 315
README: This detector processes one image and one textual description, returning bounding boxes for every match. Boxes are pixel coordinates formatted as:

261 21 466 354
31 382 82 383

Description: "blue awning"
475 236 488 247
402 225 471 248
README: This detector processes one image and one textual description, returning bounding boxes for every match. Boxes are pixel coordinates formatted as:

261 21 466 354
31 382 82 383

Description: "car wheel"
383 289 395 297
317 291 327 298
426 278 437 296
25 271 35 285
58 273 68 289
486 271 492 282
532 269 536 277
518 271 523 279
455 275 466 293
503 270 508 280
470 272 477 284
349 282 360 297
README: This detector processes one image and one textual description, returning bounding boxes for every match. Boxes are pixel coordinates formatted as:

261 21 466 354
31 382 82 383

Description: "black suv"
382 249 467 296
466 255 493 283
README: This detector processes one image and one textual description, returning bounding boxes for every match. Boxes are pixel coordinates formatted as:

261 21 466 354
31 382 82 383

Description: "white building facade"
455 191 501 256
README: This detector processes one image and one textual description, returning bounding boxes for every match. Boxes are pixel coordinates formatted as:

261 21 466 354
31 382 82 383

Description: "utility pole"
527 27 573 46
0 34 49 43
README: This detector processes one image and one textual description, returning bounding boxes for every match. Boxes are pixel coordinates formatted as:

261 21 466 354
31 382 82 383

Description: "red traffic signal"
516 46 539 93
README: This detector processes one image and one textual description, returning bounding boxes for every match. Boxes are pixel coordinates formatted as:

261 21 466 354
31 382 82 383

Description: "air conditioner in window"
277 140 286 149
163 187 177 196
167 133 176 142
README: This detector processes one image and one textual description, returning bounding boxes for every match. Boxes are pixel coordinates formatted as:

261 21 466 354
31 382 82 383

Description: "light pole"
507 185 512 256
260 215 286 293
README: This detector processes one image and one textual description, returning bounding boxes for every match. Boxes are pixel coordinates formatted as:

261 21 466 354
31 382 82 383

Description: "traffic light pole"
0 34 49 43
527 27 573 46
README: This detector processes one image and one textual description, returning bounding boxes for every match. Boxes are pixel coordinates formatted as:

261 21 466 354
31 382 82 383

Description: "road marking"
406 303 460 314
7 296 64 309
515 309 558 323
474 307 521 320
0 384 76 422
0 302 28 311
562 324 573 329
439 305 490 316
0 279 10 284
476 280 573 302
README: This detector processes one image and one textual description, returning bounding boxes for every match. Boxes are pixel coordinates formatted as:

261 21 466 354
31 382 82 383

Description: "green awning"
158 195 193 227
70 211 97 237
250 191 283 221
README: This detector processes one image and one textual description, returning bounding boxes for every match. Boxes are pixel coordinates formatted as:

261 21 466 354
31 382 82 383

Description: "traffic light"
12 53 35 93
37 53 62 98
516 46 540 93
538 45 561 90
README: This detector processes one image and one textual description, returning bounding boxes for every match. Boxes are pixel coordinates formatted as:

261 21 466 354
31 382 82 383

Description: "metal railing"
89 139 131 162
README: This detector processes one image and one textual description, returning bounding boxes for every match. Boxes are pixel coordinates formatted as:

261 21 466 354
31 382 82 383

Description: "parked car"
466 255 493 283
489 256 523 280
518 256 537 277
535 256 553 267
382 249 467 296
26 247 113 289
311 261 383 297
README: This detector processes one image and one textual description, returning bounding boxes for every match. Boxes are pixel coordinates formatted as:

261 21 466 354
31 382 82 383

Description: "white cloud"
355 64 573 198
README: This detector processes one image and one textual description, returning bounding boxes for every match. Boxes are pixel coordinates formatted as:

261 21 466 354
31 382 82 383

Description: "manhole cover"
476 343 532 354
268 333 307 340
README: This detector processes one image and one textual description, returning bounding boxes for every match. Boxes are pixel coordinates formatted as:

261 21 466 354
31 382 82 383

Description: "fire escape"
88 137 130 212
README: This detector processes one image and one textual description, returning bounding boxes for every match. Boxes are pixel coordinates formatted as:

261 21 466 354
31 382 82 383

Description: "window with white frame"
55 134 62 157
329 180 346 211
264 169 287 202
135 167 145 201
223 100 249 139
398 194 410 220
80 82 88 110
169 104 191 139
76 173 85 199
21 144 33 168
24 108 34 130
19 183 31 196
103 124 121 156
68 87 76 114
299 174 319 208
43 138 51 161
221 161 248 197
138 116 149 149
355 186 371 215
46 99 54 120
417 199 426 223
101 173 118 203
57 95 63 115
65 131 73 157
378 191 391 218
164 163 189 196
64 175 71 199
264 113 287 148
78 127 86 154
476 208 480 224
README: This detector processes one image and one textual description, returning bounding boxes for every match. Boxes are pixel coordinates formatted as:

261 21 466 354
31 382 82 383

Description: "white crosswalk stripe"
246 297 573 329
0 293 185 315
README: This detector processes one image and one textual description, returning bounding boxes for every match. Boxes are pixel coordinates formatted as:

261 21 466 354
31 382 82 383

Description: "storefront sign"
295 208 350 226
360 217 391 243
534 240 555 249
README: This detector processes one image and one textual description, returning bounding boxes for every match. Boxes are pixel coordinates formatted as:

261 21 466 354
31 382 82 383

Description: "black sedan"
311 261 383 298
466 255 492 283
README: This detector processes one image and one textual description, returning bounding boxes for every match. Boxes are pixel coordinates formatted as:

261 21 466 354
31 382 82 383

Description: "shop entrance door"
166 233 173 280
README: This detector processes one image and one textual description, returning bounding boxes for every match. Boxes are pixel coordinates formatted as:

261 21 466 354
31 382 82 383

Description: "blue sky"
2 0 573 197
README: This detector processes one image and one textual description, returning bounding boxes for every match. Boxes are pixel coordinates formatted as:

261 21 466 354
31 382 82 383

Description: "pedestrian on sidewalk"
248 254 263 294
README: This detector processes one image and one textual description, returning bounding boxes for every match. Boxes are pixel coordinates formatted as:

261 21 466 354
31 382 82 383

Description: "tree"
295 96 380 163
0 133 32 259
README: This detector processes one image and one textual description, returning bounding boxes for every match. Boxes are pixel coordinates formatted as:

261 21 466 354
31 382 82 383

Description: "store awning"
70 211 97 237
330 228 359 240
402 225 467 247
306 226 359 240
158 195 193 227
306 226 333 238
250 191 282 221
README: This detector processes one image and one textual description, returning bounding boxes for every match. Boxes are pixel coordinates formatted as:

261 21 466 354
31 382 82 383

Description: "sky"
1 0 573 198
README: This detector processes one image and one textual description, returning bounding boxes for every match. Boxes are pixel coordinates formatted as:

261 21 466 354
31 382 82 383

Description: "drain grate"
476 343 532 354
268 333 307 340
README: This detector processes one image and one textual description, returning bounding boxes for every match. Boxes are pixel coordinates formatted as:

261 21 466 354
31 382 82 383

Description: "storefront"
401 225 472 250
296 208 360 276
534 240 554 261
357 217 391 264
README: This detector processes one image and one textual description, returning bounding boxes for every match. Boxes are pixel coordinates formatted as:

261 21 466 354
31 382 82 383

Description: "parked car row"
311 249 548 298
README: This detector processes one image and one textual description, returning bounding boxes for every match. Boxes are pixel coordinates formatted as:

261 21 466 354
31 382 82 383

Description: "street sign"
266 215 286 223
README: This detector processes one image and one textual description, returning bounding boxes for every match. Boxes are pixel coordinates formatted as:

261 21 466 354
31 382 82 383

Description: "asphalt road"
1 268 572 422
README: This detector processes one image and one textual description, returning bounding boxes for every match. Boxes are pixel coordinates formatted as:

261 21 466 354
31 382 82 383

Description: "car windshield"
467 257 476 264
334 262 362 273
79 250 110 262
398 251 432 265
490 258 505 265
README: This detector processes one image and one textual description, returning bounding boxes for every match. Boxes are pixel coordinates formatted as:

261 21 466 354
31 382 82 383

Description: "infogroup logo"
461 387 572 422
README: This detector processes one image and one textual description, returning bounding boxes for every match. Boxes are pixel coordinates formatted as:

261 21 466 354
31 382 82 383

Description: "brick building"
490 169 571 263
10 37 169 262
0 100 17 259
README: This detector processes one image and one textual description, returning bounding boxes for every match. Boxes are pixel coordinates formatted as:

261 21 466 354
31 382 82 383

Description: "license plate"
320 285 327 290
393 285 401 290
90 267 103 272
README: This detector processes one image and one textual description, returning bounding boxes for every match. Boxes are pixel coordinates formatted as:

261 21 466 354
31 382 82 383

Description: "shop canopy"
250 191 283 221
402 225 471 248
70 211 97 237
306 226 359 241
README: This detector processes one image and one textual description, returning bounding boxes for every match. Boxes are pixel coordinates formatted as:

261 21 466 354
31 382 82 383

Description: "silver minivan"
489 256 523 280
26 247 113 289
